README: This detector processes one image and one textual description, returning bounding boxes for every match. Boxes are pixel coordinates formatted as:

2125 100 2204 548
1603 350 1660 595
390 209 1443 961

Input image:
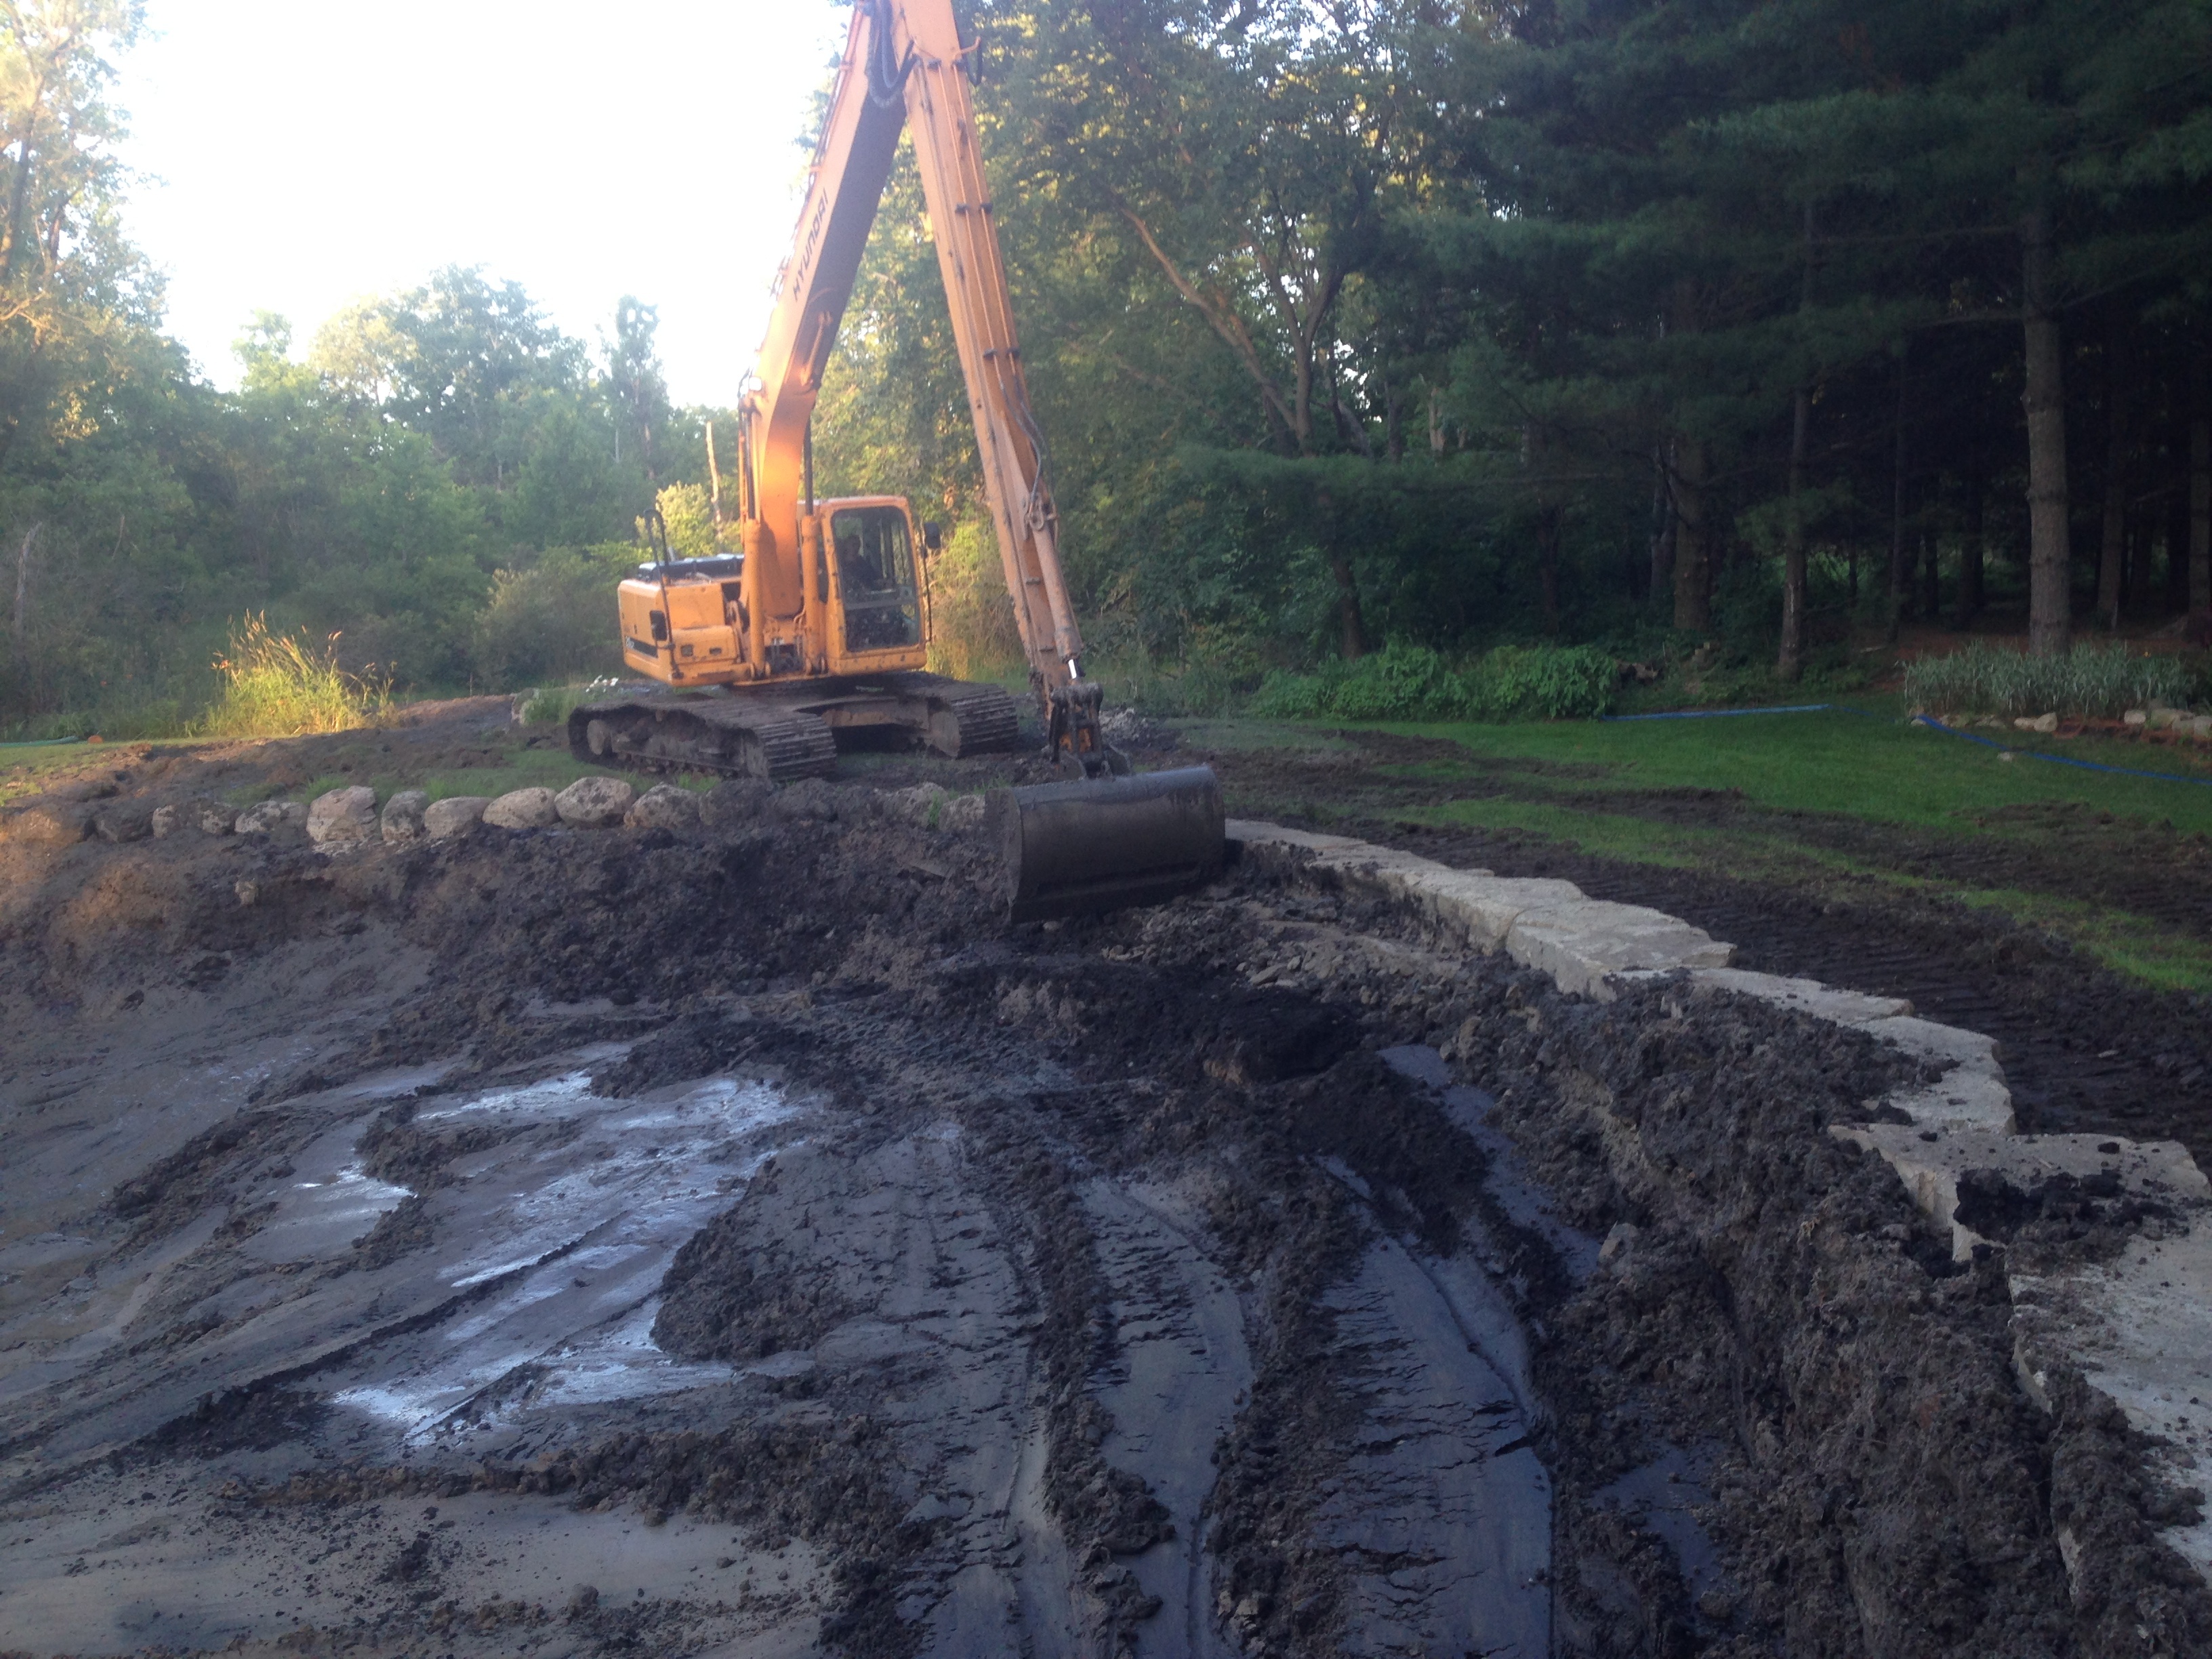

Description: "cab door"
829 504 924 658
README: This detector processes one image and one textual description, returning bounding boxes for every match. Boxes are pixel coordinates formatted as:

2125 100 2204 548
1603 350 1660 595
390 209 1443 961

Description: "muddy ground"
1 703 2207 1657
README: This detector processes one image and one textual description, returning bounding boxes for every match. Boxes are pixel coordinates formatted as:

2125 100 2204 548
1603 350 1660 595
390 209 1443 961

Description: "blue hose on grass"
1912 715 2212 789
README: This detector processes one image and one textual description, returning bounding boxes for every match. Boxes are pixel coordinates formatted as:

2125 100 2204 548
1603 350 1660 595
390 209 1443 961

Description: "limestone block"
424 796 491 840
1689 966 1912 1025
380 790 430 844
554 775 635 827
149 803 182 839
482 787 558 830
236 800 307 835
1504 897 1733 997
196 801 237 835
306 786 377 846
623 783 701 831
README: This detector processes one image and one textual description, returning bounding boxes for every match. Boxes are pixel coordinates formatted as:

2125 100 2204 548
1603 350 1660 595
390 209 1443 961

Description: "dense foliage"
3 1 2211 734
818 0 2212 699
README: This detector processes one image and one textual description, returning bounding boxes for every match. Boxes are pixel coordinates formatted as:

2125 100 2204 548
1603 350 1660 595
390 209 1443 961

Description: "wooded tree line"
818 0 2212 687
4 1 2210 731
0 1 736 731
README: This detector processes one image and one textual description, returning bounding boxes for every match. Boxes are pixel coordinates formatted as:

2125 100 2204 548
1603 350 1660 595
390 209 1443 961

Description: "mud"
1 710 2207 1656
1200 729 2212 1172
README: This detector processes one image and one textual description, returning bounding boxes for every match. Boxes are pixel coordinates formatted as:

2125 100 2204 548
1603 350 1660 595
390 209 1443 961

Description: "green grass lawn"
1392 705 2212 836
1191 705 2212 994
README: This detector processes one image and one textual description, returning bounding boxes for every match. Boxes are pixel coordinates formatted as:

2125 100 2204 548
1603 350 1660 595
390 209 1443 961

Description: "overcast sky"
116 0 853 406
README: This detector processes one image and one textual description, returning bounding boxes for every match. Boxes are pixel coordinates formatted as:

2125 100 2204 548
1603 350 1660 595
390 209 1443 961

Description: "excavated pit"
1 718 2209 1657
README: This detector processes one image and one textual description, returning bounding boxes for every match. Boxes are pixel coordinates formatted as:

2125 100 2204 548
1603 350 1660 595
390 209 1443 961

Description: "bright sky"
116 0 854 407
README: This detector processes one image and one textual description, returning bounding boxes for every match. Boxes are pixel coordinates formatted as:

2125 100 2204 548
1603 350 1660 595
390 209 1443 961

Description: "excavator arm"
726 0 1221 920
739 0 1115 775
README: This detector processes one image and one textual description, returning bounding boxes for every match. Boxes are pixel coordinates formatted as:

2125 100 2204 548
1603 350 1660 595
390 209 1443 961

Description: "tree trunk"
1672 436 1710 632
2171 435 2193 613
1778 386 1811 680
2021 194 2072 655
2192 363 2211 616
1649 442 1675 610
1958 466 1986 627
1317 487 1366 661
1887 350 1910 644
12 523 40 657
1428 382 1445 456
1537 504 1562 633
2098 312 2129 627
1778 203 1818 681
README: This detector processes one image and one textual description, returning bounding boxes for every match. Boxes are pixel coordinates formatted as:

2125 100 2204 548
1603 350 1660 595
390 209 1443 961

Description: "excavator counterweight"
577 0 1221 920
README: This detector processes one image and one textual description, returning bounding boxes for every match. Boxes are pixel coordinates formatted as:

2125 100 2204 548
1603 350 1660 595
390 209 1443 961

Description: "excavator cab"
830 501 924 654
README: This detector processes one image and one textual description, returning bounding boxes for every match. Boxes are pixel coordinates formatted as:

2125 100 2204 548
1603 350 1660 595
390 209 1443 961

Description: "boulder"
2123 709 2148 726
624 782 701 831
380 790 430 844
3 802 92 845
483 787 558 830
196 801 237 835
554 775 635 828
424 796 491 840
94 804 154 843
235 800 308 836
150 803 182 839
306 786 378 846
2011 712 2058 734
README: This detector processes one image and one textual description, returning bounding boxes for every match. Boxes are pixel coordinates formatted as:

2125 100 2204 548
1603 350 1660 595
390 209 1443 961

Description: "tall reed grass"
192 615 389 737
1902 642 2192 719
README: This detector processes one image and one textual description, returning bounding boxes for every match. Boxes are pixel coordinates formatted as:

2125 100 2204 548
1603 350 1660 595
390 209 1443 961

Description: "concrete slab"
1227 820 1731 994
1687 967 1913 1025
1506 897 1735 997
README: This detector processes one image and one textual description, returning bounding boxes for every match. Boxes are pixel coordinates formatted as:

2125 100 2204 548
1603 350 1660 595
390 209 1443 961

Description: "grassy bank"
1197 705 2212 994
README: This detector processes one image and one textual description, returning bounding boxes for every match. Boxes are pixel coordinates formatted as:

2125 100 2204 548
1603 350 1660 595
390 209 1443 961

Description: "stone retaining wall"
1227 817 2212 1592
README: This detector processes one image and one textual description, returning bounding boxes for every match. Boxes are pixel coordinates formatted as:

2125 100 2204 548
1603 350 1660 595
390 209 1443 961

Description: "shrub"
473 547 633 689
192 615 389 737
925 520 1025 684
1250 641 1617 723
516 678 619 726
1464 644 1618 720
1902 642 2192 718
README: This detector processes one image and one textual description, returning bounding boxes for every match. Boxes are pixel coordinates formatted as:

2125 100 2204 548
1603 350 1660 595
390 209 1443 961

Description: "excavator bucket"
992 766 1226 923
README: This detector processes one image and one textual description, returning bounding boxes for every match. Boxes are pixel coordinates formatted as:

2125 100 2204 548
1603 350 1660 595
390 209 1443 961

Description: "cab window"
831 506 922 652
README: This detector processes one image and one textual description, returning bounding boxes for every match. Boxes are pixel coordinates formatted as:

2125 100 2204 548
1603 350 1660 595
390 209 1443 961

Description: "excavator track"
567 674 1018 784
884 672 1021 758
568 694 838 783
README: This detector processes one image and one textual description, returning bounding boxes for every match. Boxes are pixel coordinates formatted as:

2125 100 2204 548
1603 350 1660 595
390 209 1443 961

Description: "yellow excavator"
569 0 1221 919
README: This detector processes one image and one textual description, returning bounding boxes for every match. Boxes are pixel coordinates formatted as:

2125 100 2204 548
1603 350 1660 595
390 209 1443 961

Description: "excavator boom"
583 0 1222 918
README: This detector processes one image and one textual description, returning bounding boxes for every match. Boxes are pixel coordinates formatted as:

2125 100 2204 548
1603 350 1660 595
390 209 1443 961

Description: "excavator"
568 0 1221 920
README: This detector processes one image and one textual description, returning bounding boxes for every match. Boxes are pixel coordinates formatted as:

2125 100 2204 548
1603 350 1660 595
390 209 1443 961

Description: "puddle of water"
323 1069 806 1443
